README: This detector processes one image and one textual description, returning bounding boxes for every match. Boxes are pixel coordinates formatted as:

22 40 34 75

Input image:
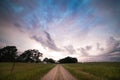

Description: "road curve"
41 64 77 80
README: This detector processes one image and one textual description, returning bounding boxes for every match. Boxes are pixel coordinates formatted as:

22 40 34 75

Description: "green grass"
0 63 55 80
63 62 120 80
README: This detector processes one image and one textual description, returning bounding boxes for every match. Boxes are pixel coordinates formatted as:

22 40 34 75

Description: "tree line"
0 46 78 63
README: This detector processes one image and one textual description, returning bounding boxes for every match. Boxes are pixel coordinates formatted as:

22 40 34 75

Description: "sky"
0 0 120 62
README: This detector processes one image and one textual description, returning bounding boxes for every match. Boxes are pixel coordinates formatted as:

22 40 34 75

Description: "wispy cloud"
79 45 92 56
32 31 60 51
64 45 76 54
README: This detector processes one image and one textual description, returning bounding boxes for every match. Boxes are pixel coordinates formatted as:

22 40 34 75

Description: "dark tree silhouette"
0 46 17 62
43 57 55 63
47 58 55 63
17 49 43 62
58 56 78 63
43 57 49 62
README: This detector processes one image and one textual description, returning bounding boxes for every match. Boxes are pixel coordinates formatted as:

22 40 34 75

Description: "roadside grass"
0 63 55 80
63 62 120 80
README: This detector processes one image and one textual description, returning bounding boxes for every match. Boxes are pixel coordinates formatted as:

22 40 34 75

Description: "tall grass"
63 62 120 80
0 63 55 80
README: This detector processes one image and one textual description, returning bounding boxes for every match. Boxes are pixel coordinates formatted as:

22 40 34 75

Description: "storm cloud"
32 31 60 51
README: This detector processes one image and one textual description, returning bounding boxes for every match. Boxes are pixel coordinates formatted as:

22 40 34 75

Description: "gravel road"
41 64 77 80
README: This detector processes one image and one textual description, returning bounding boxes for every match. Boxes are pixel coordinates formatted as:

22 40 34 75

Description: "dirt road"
41 64 77 80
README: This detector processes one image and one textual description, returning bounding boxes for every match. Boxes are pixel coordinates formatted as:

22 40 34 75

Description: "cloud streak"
64 45 76 54
32 31 60 51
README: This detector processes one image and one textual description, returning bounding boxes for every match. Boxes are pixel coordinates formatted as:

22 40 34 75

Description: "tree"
0 46 17 62
58 56 78 63
47 58 55 63
17 49 43 62
43 57 48 62
43 57 55 63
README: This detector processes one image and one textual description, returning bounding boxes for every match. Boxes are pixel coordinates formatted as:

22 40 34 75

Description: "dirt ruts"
41 64 77 80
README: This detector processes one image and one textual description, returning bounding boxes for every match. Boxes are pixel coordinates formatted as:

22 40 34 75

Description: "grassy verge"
0 63 55 80
63 62 120 80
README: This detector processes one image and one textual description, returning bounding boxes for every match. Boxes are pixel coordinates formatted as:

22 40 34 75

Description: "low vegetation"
63 62 120 80
0 63 55 80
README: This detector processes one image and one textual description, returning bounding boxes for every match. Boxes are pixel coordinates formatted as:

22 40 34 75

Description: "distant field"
0 63 55 80
63 62 120 80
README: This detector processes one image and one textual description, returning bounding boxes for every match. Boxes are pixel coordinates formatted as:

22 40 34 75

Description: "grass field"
63 62 120 80
0 63 55 80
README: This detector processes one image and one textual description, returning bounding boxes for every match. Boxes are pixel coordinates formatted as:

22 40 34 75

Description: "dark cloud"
86 46 92 50
105 37 120 54
64 45 76 54
96 43 104 51
80 48 88 56
32 31 60 51
79 45 92 56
